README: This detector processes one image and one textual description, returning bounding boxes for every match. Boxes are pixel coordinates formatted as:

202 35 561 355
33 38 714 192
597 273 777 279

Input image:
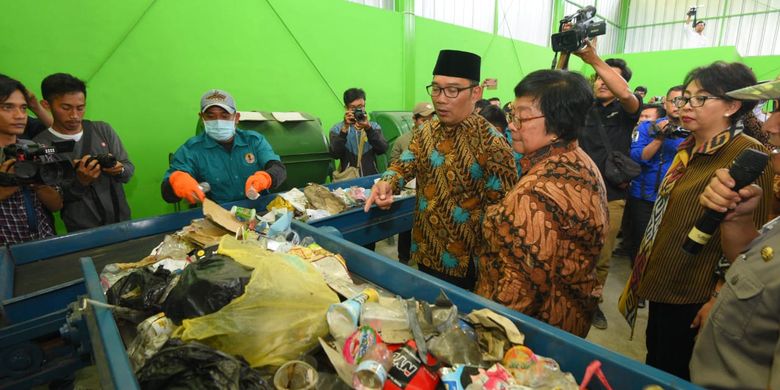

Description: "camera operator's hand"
343 110 356 132
355 116 371 130
0 159 20 201
572 39 599 65
74 155 101 186
102 158 124 176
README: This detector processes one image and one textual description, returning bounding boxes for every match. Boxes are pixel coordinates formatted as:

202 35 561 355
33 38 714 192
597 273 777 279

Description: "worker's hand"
572 39 599 65
699 168 763 222
74 155 101 186
169 170 204 204
364 181 394 212
102 159 124 176
246 171 272 194
0 159 20 200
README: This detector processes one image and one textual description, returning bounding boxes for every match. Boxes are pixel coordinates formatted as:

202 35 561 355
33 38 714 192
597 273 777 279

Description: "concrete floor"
374 237 648 362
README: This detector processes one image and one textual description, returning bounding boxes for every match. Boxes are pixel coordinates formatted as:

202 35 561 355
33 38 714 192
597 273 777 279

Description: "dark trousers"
397 230 411 264
645 301 703 380
418 262 476 291
625 197 654 265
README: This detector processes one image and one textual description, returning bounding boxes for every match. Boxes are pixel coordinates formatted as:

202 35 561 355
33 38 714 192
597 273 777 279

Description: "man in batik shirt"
365 50 518 290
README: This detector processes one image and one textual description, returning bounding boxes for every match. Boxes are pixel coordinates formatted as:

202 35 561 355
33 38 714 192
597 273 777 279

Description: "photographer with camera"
625 87 687 267
33 73 134 232
329 88 388 180
573 42 642 330
684 7 708 48
0 77 62 244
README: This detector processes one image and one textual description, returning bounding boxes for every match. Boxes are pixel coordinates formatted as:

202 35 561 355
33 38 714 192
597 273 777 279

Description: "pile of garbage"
266 179 415 222
95 200 588 390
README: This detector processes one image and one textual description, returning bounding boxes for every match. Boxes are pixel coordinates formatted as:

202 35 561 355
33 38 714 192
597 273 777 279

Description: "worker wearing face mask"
161 89 286 204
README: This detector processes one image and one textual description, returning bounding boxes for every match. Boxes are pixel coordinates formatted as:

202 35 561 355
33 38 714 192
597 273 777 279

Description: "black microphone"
682 148 769 255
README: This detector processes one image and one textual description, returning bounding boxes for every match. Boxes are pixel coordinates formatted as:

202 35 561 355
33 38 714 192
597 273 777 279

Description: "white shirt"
48 127 83 142
684 24 708 48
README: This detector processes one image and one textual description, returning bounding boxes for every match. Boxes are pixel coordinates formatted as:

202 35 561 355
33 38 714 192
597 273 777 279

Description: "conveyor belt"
13 232 171 296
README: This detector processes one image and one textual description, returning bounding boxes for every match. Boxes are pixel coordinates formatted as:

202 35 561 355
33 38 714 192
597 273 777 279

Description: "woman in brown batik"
475 70 608 338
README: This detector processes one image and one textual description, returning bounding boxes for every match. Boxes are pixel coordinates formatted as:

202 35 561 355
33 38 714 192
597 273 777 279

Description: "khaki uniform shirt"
690 217 780 390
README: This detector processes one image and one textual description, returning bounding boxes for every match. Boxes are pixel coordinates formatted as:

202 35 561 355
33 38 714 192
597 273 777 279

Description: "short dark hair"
488 97 500 102
641 104 666 119
0 75 29 104
695 20 705 26
514 69 594 141
475 99 491 111
502 101 512 114
634 86 647 93
478 105 508 131
343 88 366 106
683 61 757 125
666 85 684 97
41 73 87 102
605 58 632 82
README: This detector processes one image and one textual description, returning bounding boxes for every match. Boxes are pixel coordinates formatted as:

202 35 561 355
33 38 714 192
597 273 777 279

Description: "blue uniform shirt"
164 129 280 203
629 118 685 201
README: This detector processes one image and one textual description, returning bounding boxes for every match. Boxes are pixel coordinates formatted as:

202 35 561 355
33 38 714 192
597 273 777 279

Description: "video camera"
551 5 607 53
353 107 367 123
0 140 76 187
687 6 698 17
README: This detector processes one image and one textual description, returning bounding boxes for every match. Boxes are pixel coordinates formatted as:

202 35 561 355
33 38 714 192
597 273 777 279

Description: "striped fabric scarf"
618 127 740 338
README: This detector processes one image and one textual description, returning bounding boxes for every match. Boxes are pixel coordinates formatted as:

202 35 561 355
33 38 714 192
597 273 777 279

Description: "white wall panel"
497 0 553 47
625 0 780 55
415 0 495 33
347 0 395 10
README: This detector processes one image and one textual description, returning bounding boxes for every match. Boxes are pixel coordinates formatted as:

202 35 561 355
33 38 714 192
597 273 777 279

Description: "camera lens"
39 161 76 186
14 161 39 181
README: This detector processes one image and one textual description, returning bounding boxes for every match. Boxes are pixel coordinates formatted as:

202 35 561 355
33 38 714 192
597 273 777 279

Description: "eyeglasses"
426 84 477 98
671 95 723 108
507 112 545 127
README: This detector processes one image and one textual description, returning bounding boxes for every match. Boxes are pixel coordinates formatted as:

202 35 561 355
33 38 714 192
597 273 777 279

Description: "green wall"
1 0 777 223
743 55 780 81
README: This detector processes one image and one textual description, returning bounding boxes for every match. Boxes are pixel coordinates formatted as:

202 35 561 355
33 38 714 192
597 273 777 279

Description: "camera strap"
587 107 615 156
20 187 39 234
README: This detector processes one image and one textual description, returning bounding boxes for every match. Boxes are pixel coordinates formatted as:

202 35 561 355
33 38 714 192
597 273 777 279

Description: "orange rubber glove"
245 171 272 194
169 171 204 204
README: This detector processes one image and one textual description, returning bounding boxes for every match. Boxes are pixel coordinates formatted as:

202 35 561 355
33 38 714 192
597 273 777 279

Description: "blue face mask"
204 120 236 142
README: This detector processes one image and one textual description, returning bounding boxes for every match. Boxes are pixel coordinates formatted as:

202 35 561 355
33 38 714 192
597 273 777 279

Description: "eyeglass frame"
426 83 478 98
671 95 724 108
507 112 545 127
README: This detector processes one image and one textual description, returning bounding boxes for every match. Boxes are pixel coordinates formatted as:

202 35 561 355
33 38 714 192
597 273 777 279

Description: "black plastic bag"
163 254 253 324
106 267 172 314
137 339 271 390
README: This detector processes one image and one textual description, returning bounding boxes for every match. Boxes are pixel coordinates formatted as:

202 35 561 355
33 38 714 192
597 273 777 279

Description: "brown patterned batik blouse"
475 139 608 337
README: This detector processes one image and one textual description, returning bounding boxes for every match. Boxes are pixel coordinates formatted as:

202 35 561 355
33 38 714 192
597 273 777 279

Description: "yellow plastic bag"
173 236 339 368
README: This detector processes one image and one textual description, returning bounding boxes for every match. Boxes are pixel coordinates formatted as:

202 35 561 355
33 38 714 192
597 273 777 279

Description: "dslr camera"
352 107 367 123
551 5 607 53
0 140 76 186
687 6 698 17
649 123 691 139
84 154 118 169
